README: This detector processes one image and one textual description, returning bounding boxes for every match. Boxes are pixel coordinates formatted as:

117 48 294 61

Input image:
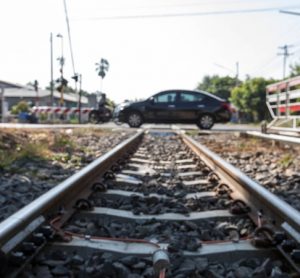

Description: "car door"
176 91 206 121
144 91 178 122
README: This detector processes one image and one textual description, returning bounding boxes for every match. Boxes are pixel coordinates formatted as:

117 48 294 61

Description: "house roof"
3 88 88 104
0 80 25 89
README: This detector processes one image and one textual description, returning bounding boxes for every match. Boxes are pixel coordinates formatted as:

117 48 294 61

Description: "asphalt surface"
0 122 260 132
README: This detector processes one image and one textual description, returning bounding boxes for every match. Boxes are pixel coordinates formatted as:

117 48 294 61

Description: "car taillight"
221 102 232 111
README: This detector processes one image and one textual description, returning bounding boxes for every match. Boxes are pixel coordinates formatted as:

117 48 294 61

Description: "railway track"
0 129 300 277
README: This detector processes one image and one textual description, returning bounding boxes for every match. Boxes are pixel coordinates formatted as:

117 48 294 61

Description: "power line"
104 0 280 11
251 55 281 77
73 5 300 21
280 10 300 16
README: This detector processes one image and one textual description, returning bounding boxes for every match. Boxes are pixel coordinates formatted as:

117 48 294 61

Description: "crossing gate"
32 106 93 122
266 76 300 134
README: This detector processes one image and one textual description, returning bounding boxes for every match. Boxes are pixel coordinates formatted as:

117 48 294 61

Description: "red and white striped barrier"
32 106 93 122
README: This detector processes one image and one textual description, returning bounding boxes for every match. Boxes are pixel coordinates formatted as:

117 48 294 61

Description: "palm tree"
95 58 109 92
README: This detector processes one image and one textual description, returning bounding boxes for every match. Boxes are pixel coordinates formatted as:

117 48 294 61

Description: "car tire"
127 112 143 128
89 111 99 124
197 114 214 129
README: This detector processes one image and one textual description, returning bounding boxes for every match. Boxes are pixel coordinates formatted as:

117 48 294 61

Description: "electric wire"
100 0 286 11
72 5 300 21
63 0 76 75
250 55 282 77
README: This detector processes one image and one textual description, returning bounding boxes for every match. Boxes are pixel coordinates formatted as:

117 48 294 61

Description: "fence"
266 76 300 134
32 106 93 123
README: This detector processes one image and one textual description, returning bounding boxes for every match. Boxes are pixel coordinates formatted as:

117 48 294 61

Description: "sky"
1 0 300 103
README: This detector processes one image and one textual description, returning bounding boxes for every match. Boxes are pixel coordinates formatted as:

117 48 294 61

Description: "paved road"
3 122 300 144
0 122 260 132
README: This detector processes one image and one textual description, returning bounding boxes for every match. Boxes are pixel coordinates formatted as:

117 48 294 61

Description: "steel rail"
0 131 144 249
181 133 300 240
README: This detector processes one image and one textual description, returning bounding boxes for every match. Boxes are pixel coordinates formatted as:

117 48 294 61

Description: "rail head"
181 133 300 242
0 130 144 250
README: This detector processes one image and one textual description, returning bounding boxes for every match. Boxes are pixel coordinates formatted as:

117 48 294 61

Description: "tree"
230 77 275 122
289 62 300 77
196 75 239 100
11 101 30 115
95 58 109 91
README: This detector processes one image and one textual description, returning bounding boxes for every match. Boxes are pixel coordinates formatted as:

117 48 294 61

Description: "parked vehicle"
18 111 38 123
88 106 112 123
114 90 232 129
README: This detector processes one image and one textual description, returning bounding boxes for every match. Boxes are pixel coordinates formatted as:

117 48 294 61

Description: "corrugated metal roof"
0 80 24 89
3 88 88 104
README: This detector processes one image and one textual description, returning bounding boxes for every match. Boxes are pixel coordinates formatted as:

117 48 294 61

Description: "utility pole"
34 80 39 107
278 45 293 79
57 33 65 106
235 61 239 86
72 73 82 123
78 74 82 124
1 85 4 123
50 33 54 107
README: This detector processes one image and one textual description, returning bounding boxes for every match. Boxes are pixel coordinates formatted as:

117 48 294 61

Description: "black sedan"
114 90 232 129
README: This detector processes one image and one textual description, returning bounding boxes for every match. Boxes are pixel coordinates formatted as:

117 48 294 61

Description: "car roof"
156 89 226 102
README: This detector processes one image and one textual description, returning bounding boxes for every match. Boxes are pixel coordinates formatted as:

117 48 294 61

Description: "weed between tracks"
0 128 111 172
0 143 49 170
0 128 130 173
0 131 76 170
278 154 294 168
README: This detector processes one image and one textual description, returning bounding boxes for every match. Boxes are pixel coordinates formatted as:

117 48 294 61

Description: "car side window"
179 92 204 102
154 92 177 103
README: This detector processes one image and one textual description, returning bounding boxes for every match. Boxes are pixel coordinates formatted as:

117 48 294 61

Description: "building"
0 79 91 110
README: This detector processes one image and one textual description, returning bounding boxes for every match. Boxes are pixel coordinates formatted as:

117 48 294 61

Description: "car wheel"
89 111 99 124
127 112 143 128
197 114 214 129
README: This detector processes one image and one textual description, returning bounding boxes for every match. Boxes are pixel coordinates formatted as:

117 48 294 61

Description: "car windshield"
195 90 225 102
154 92 177 103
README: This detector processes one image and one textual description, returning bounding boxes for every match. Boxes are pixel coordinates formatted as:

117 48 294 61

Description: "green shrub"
11 101 30 115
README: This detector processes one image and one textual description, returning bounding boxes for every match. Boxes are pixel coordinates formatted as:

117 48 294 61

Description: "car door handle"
168 105 175 108
197 104 204 108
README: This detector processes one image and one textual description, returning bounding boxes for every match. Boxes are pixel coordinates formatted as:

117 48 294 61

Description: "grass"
0 130 77 170
69 118 79 124
72 127 106 137
237 142 246 150
51 133 75 152
235 137 259 151
278 154 294 168
0 142 49 170
0 128 113 172
185 130 200 136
